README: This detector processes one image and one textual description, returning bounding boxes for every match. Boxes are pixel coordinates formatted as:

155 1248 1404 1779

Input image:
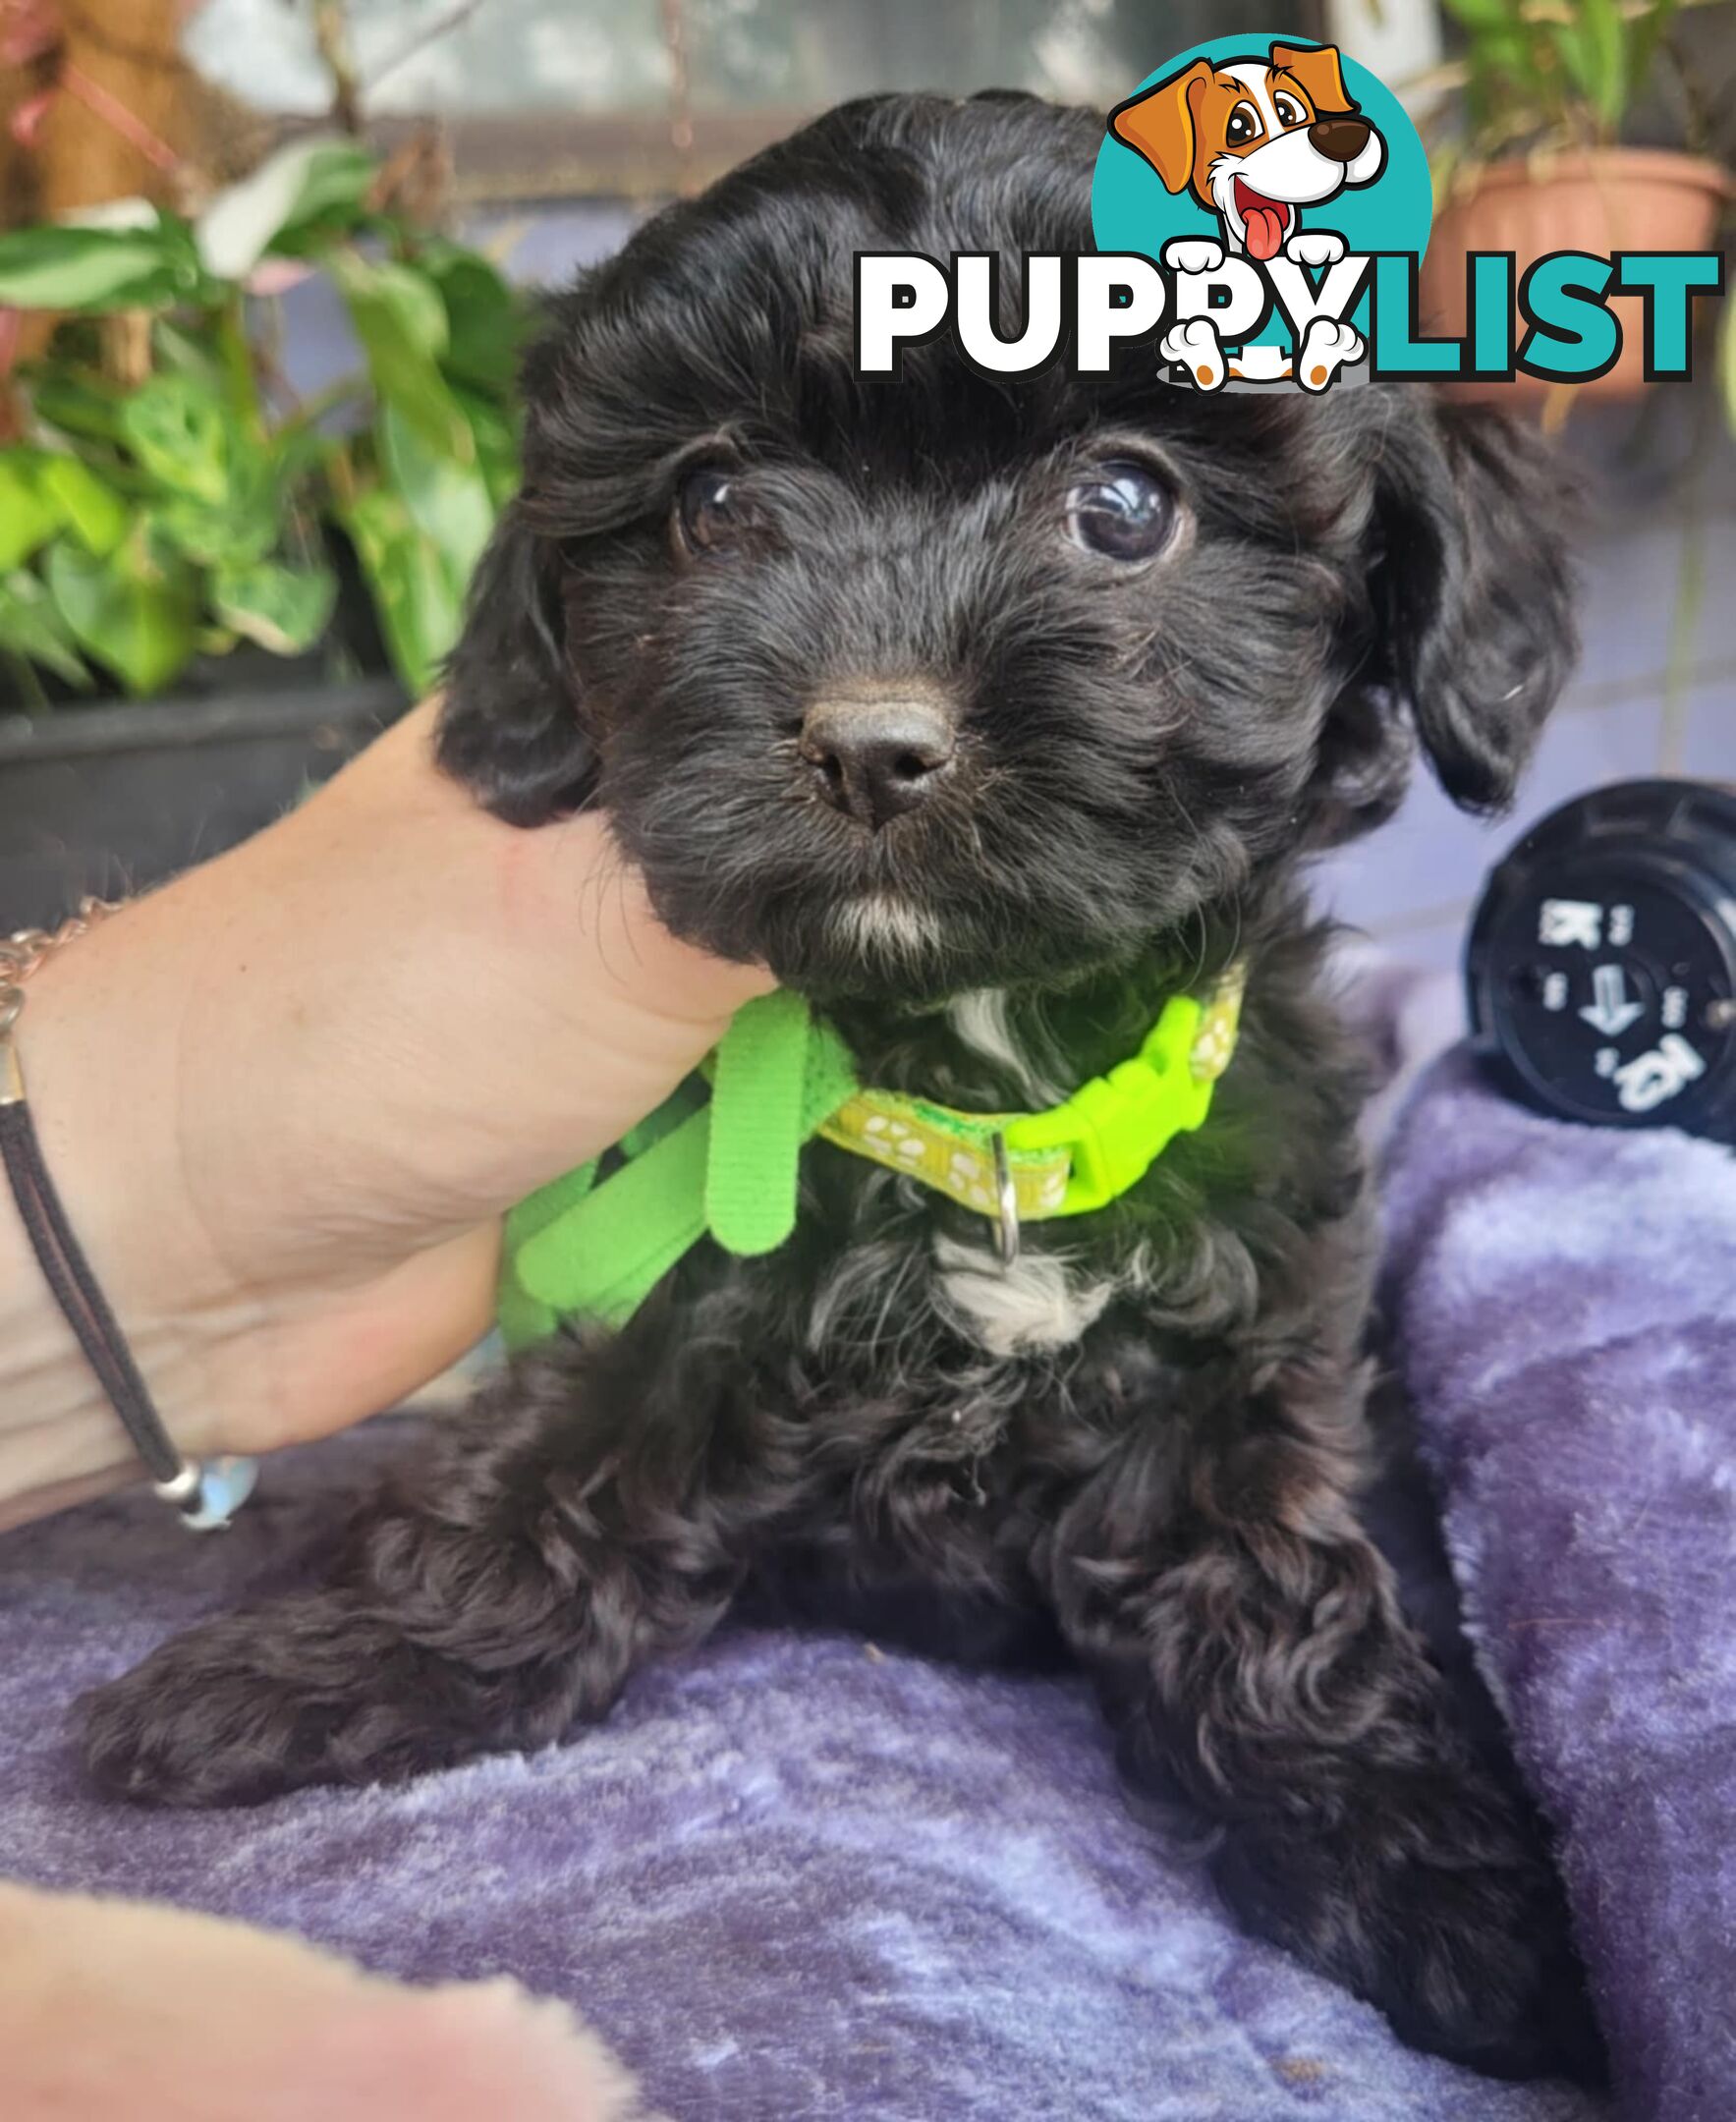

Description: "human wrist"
0 905 250 1526
0 699 771 1522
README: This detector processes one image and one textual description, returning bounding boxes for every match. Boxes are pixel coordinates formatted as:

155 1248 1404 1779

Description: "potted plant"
1421 0 1731 399
0 136 527 927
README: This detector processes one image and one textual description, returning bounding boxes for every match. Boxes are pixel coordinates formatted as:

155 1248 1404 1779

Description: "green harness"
499 972 1245 1350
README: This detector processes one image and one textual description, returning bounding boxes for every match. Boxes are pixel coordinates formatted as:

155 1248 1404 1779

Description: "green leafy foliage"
119 373 232 507
332 480 463 698
1440 0 1690 153
0 140 528 705
330 248 476 465
419 238 524 396
0 448 131 576
0 570 90 688
197 140 375 278
39 455 130 556
46 521 200 696
380 401 493 586
0 215 211 312
212 559 338 656
0 456 64 570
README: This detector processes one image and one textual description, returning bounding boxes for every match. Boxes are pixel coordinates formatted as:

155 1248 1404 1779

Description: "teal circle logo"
1092 36 1431 386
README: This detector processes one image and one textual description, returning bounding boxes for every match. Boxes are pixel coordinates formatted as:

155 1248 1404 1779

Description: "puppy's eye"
1225 102 1261 146
1272 93 1305 129
676 467 749 555
1065 462 1175 564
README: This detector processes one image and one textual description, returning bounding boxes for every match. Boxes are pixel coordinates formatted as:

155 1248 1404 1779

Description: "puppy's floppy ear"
1368 396 1577 813
1270 41 1356 116
435 500 597 827
1108 61 1209 195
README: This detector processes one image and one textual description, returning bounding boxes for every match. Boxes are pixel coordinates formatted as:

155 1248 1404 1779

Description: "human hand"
0 698 772 1524
1 1882 656 2122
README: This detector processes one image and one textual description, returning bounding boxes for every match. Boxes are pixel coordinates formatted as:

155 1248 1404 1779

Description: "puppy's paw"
1161 237 1224 276
80 1593 557 1808
1284 229 1347 268
1295 315 1365 392
1159 317 1225 392
1214 1774 1606 2085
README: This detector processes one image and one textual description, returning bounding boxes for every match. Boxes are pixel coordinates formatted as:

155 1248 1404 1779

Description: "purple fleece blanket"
1380 1049 1736 2122
0 1043 1727 2120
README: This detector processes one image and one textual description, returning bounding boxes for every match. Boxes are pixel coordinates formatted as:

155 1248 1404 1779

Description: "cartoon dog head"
1109 42 1386 260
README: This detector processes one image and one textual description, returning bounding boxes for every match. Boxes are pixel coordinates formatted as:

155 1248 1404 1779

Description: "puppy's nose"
800 694 956 830
1309 116 1372 163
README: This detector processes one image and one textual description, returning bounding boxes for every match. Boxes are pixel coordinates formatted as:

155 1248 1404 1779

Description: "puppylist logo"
853 35 1725 394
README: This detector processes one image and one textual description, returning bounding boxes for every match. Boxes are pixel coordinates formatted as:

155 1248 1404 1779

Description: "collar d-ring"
990 1131 1020 1266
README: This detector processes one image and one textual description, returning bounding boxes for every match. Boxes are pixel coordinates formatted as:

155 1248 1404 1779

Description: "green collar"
499 972 1244 1349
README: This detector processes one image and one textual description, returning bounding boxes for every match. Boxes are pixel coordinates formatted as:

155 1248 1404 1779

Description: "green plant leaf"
212 557 337 655
336 481 461 696
118 372 231 507
159 417 284 567
1627 0 1680 105
150 490 268 569
197 139 374 280
151 316 228 386
0 218 207 311
1443 0 1563 134
272 148 378 257
26 369 130 446
417 239 523 396
453 386 522 511
0 454 63 569
1439 0 1521 28
379 401 494 587
330 249 474 463
0 568 90 688
1576 0 1628 133
45 521 199 696
37 455 129 556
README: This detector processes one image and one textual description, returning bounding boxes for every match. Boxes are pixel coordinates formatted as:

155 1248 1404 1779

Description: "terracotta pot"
1419 147 1730 403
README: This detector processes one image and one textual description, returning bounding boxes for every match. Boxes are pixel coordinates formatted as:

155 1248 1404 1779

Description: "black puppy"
84 94 1596 2081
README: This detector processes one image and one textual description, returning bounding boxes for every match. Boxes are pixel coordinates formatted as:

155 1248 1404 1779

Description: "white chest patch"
944 988 1065 1107
933 1233 1115 1357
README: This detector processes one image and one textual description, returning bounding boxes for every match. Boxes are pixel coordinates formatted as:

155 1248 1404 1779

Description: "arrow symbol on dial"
1579 963 1645 1037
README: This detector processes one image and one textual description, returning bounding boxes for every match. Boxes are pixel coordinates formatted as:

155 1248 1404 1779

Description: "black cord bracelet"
1 908 255 1531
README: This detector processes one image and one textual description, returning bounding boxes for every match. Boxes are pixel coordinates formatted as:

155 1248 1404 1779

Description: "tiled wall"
1311 394 1736 971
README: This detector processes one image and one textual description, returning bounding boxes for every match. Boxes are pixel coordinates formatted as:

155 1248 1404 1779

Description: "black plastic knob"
1466 779 1736 1142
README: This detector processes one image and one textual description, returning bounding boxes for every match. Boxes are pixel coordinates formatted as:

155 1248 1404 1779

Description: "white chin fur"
832 893 943 965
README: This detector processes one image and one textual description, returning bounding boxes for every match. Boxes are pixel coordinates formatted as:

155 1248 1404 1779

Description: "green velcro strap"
507 1105 711 1342
497 1157 598 1348
708 991 821 1254
499 993 860 1347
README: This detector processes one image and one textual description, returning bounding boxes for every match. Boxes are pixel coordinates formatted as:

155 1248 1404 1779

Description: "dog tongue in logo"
1234 179 1287 261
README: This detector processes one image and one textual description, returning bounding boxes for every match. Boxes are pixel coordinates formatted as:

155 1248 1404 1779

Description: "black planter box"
0 681 405 931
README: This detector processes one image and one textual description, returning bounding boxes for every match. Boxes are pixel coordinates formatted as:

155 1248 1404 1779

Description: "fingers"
0 1885 656 2122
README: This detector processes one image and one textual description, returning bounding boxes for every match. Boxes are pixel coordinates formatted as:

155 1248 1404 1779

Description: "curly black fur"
82 94 1601 2085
